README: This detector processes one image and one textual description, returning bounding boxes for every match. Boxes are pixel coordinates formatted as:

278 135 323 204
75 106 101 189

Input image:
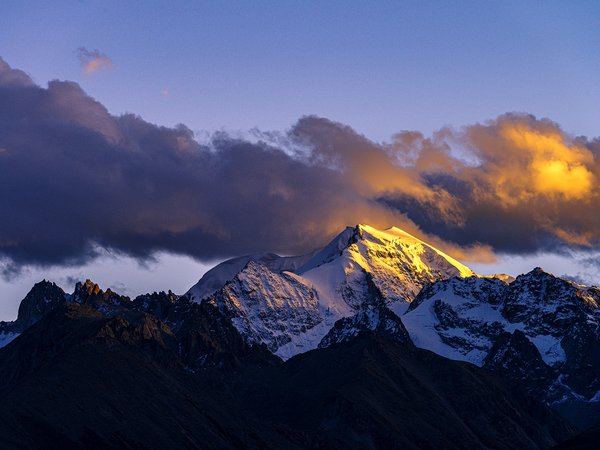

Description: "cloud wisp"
0 57 598 275
76 47 112 75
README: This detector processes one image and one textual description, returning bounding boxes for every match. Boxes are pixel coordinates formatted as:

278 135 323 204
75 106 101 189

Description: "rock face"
318 304 413 348
0 280 68 348
15 280 67 329
483 330 554 399
403 268 600 427
71 279 131 311
403 276 509 365
0 279 133 348
207 261 323 358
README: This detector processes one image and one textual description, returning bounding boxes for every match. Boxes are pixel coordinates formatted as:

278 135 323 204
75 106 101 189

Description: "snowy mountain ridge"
183 224 480 358
403 268 600 367
402 268 600 424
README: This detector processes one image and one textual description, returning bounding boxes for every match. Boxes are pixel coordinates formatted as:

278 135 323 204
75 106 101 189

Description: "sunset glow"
501 124 594 200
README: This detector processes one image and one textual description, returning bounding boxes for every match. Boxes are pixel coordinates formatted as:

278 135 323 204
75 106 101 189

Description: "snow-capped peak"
297 224 474 279
354 224 474 278
190 224 478 359
298 224 477 319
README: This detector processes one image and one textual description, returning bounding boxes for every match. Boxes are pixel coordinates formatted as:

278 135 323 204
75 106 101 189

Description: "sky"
0 1 600 320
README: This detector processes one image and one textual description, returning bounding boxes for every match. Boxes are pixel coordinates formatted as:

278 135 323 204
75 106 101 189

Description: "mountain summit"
187 224 477 358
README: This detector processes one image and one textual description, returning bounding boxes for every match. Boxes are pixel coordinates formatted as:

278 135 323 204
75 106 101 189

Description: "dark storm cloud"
1 57 599 271
0 58 427 269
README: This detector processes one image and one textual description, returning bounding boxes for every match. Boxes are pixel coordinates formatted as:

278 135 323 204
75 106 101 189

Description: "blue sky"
1 1 600 319
2 1 599 140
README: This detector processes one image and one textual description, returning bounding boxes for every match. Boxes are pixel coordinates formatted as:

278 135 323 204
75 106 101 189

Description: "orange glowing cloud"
500 124 594 201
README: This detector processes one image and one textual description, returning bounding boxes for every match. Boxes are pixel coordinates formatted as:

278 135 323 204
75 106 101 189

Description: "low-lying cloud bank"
0 58 598 273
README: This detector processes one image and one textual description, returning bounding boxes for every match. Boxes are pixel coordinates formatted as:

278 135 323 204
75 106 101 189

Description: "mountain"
0 299 573 449
186 251 317 302
403 268 600 427
0 279 278 370
3 222 600 443
182 225 600 429
188 224 477 359
0 280 67 348
0 302 283 449
0 278 138 351
204 261 326 359
242 335 572 450
296 224 474 310
317 303 413 348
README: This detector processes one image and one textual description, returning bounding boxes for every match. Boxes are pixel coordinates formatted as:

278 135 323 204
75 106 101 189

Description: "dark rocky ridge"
0 280 279 371
483 330 555 399
0 299 574 449
318 304 412 348
0 280 66 334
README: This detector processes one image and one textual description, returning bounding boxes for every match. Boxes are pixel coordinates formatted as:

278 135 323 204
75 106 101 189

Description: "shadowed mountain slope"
0 301 573 449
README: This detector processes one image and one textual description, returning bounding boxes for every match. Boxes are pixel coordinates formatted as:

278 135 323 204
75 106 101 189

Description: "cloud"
76 47 112 75
559 273 590 285
558 254 600 286
0 57 599 274
0 58 34 86
401 115 600 252
581 256 600 270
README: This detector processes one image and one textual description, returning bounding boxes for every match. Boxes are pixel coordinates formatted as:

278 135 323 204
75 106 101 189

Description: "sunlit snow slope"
188 224 477 359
